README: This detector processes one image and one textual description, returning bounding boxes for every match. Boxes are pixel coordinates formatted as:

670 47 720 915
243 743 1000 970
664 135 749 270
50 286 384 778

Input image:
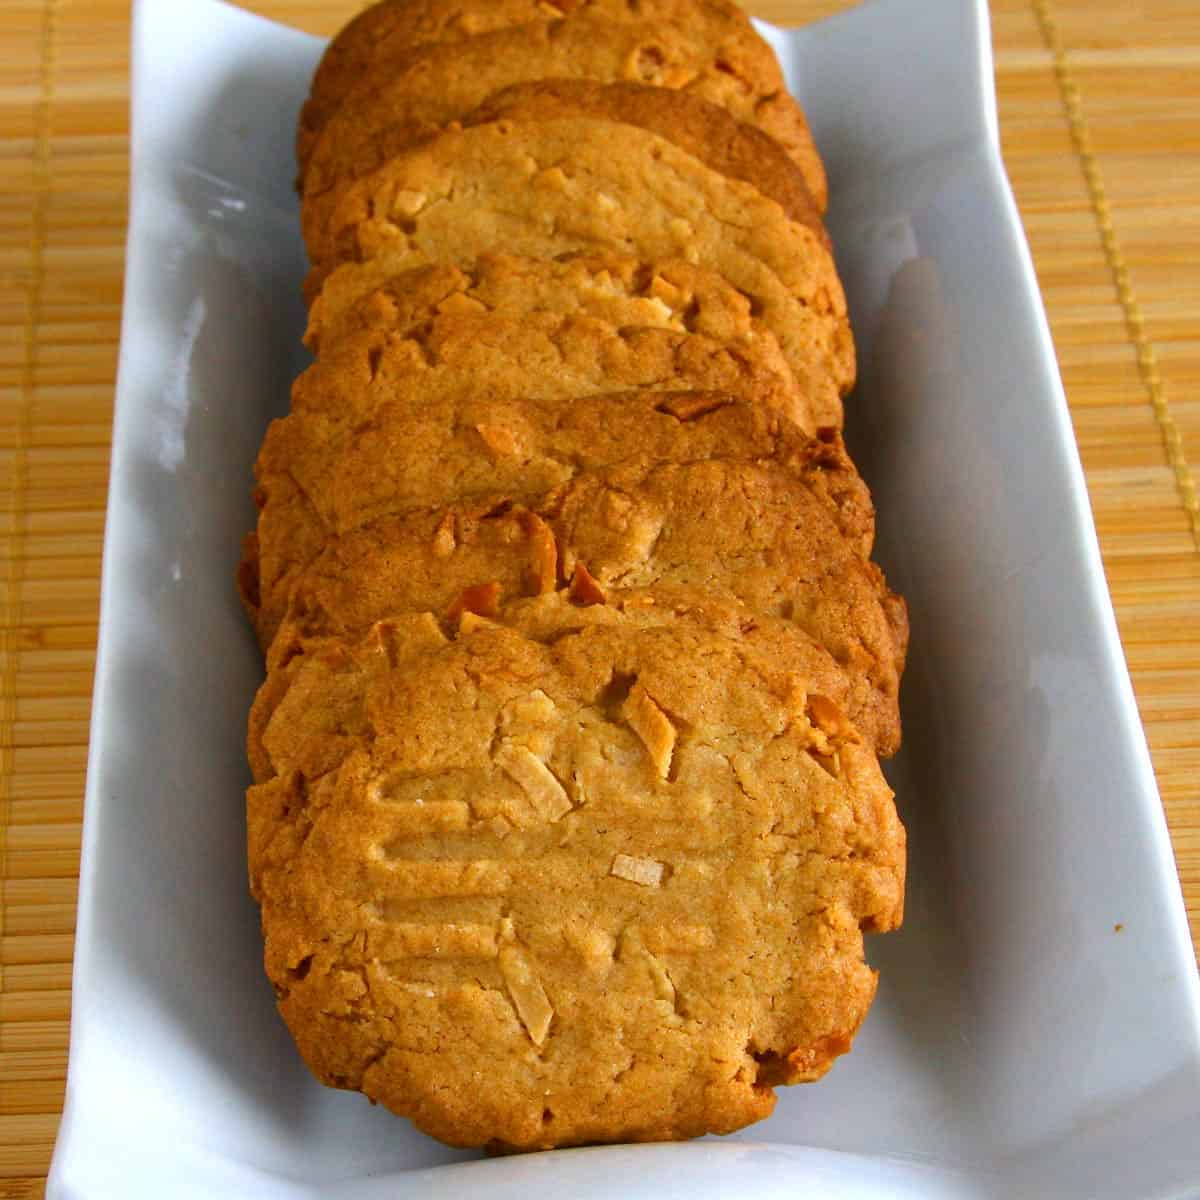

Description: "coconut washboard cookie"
298 1 826 209
248 598 904 1149
302 79 826 272
309 118 852 427
248 587 868 788
303 252 805 366
294 297 803 433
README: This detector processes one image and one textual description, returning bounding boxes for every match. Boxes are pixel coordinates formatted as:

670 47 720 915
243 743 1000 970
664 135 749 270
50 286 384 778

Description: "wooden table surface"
1 0 1197 1193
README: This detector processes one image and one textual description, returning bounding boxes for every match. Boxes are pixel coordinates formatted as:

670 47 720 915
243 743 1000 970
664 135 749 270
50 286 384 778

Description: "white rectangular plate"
48 0 1200 1197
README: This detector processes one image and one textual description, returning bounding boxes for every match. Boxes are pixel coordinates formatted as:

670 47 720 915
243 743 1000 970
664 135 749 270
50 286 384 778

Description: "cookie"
250 584 864 783
303 252 798 372
248 380 866 650
309 118 853 426
299 2 826 210
247 596 905 1148
302 80 825 271
299 0 795 156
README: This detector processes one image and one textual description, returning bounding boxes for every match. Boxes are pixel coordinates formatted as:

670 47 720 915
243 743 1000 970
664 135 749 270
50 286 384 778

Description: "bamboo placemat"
0 0 1196 1192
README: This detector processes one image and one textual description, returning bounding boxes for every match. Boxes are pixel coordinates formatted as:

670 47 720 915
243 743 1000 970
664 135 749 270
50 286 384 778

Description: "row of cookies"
240 0 908 1153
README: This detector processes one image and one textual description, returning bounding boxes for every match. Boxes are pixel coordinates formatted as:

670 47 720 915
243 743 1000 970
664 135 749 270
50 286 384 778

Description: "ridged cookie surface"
248 597 904 1150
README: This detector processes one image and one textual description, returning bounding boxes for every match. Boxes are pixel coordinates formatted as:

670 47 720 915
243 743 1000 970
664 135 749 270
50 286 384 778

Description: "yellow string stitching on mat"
0 0 60 994
1032 0 1200 553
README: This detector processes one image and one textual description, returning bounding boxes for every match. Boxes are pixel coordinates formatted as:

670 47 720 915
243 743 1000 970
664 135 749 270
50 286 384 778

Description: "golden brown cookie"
309 118 852 426
302 80 825 269
299 1 826 210
248 595 904 1148
294 304 802 430
303 253 799 377
250 585 863 783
